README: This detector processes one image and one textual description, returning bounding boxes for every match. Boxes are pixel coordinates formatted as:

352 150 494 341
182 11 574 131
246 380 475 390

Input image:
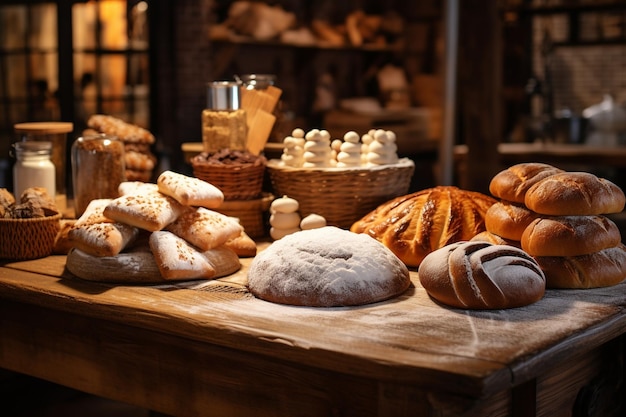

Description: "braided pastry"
418 241 545 309
351 186 496 267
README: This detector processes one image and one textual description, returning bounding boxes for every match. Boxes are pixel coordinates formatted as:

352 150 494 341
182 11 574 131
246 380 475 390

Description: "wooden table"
1 247 625 417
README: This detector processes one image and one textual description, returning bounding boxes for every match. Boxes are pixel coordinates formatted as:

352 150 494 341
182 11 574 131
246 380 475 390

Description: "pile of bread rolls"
64 170 257 283
474 163 626 289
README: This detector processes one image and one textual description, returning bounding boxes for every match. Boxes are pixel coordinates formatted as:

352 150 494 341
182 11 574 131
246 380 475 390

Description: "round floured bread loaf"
247 226 411 307
489 163 564 204
521 215 621 257
350 186 496 267
485 201 538 241
534 244 626 289
524 172 625 215
418 241 545 309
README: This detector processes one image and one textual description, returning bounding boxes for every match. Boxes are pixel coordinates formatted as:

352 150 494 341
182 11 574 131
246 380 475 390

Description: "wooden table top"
2 246 626 400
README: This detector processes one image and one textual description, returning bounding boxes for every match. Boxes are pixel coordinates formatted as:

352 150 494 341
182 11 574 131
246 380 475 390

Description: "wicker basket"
215 193 274 238
192 159 266 200
267 158 415 228
0 213 62 260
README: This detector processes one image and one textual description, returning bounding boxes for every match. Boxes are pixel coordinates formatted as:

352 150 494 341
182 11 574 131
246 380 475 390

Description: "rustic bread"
534 244 626 288
470 230 520 247
165 207 243 251
224 230 257 257
247 226 411 307
489 163 564 204
68 198 139 257
521 215 621 257
103 191 184 232
350 186 496 267
156 170 224 208
484 201 538 241
418 241 545 309
524 172 625 215
149 231 241 280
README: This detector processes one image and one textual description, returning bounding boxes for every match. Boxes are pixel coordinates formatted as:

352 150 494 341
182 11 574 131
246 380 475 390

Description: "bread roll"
165 207 243 251
535 244 626 288
521 215 621 257
524 172 625 215
104 191 184 232
157 170 224 208
418 241 545 309
351 186 496 267
470 230 520 247
484 201 538 240
489 163 563 203
247 226 411 307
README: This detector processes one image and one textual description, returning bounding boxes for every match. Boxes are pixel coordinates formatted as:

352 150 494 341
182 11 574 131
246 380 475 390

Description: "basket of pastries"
0 187 62 260
266 128 415 228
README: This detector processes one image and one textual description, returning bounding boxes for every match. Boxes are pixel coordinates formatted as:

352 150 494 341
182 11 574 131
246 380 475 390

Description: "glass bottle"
12 141 56 198
71 134 125 217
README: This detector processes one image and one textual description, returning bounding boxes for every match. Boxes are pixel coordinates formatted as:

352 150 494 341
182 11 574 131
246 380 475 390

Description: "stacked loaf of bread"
475 163 626 288
64 170 257 283
87 114 157 182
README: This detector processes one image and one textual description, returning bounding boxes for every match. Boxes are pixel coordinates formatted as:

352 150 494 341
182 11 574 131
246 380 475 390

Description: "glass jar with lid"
202 81 248 153
71 134 125 217
12 141 56 198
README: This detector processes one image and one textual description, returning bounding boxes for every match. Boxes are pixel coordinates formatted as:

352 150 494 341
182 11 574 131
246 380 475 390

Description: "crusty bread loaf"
247 226 411 307
521 215 621 257
470 230 520 247
149 231 240 280
534 244 626 288
165 207 243 251
485 201 538 241
524 172 625 215
489 163 564 203
104 191 184 232
418 241 545 309
224 230 257 257
351 186 496 267
157 170 224 208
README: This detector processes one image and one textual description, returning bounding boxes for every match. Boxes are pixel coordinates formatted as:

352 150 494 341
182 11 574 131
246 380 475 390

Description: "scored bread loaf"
418 241 546 309
524 172 625 215
534 244 626 289
351 186 496 267
470 230 520 247
484 201 538 241
489 163 564 204
521 215 621 257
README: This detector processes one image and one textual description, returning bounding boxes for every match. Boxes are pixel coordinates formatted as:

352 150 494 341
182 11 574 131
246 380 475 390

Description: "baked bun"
418 241 545 309
535 244 626 288
470 230 520 247
351 186 496 267
247 226 411 307
489 163 564 203
521 215 621 257
485 201 538 240
524 172 625 215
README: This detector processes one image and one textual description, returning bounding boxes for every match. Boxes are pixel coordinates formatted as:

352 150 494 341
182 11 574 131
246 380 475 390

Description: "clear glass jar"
71 134 125 217
14 121 73 211
202 81 248 152
12 141 56 198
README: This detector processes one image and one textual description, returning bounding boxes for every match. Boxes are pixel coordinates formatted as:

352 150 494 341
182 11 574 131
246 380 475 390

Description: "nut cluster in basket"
0 187 62 260
0 187 58 219
191 148 267 200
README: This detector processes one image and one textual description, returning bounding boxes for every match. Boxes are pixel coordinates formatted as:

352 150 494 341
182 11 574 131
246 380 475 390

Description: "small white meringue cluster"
279 128 398 168
269 195 327 240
